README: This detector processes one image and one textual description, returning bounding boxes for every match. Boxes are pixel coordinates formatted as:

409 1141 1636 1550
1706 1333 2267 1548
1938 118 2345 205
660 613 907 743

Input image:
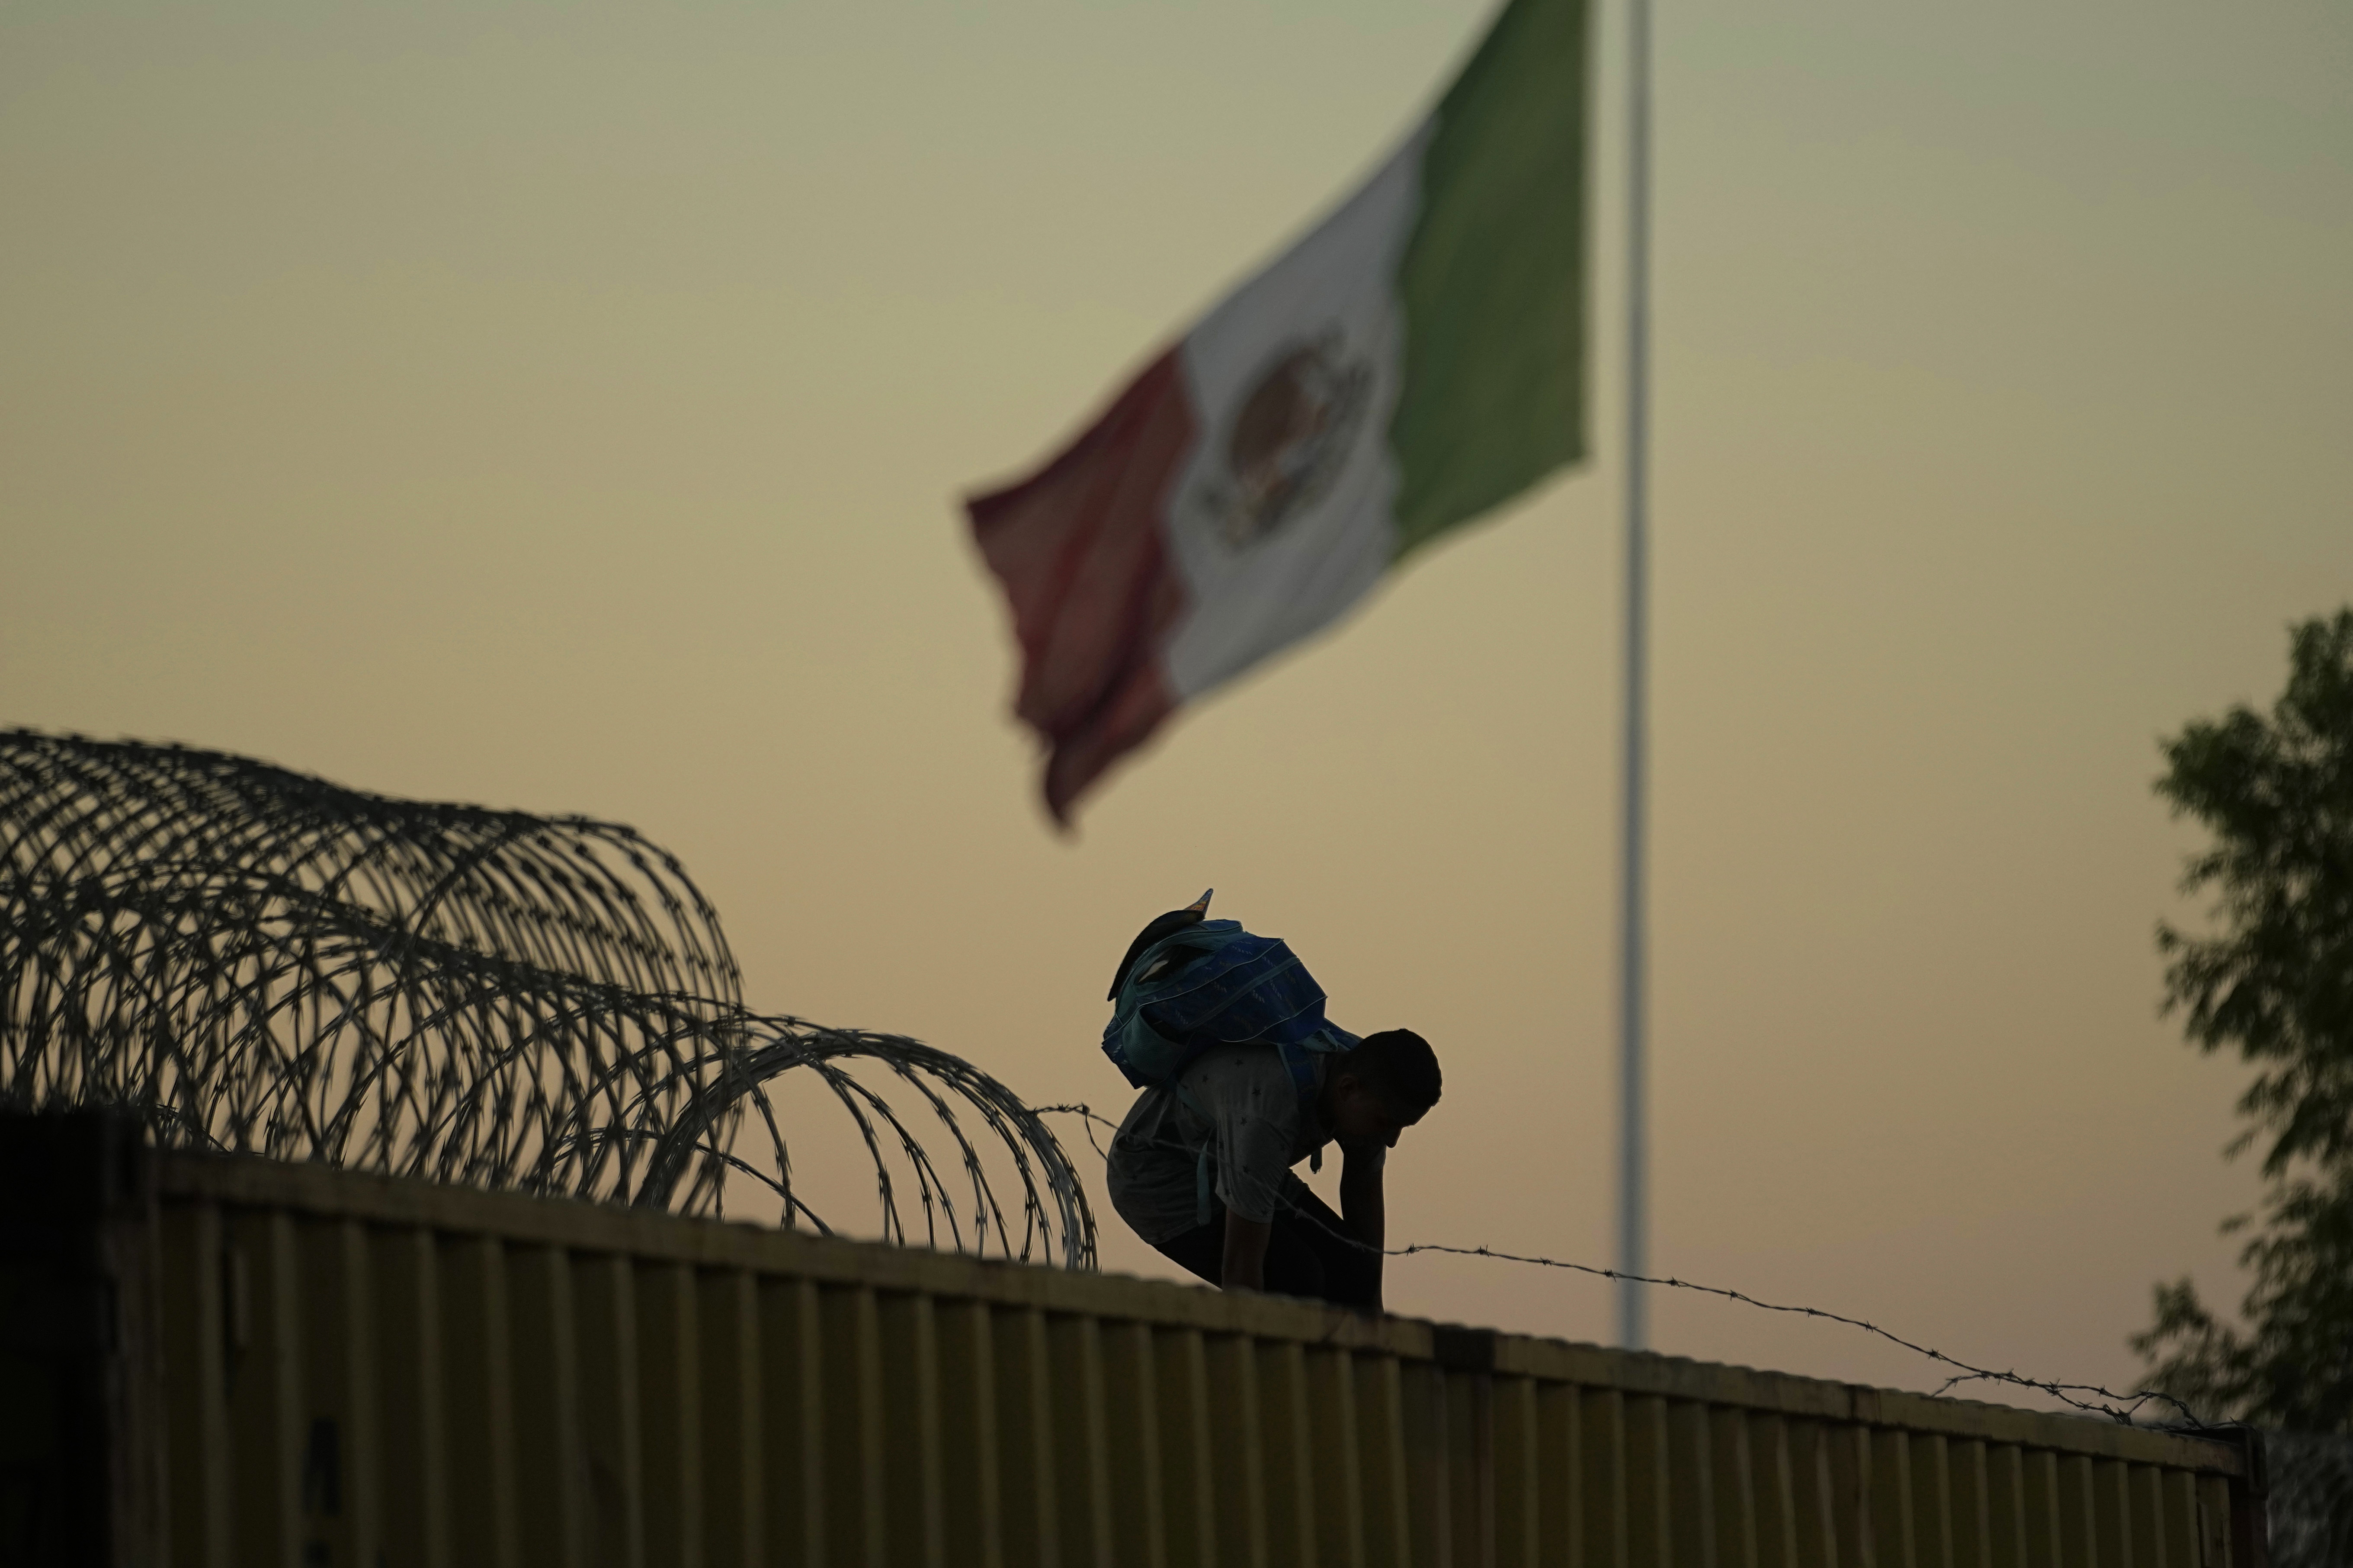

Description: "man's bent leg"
1152 1208 1332 1301
1153 1215 1226 1287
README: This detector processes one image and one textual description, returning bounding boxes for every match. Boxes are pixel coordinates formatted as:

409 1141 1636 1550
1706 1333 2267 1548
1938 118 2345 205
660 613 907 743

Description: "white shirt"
1105 1043 1381 1244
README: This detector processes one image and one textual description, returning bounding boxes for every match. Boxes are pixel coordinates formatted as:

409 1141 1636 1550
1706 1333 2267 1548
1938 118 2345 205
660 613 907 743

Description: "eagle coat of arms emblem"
1189 329 1372 551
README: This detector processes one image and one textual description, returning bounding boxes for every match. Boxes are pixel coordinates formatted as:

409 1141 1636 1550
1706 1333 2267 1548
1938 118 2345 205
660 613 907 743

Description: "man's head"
1323 1028 1442 1149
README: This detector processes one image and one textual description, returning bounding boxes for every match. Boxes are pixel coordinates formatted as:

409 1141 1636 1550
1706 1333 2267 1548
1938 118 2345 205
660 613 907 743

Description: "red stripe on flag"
967 349 1198 824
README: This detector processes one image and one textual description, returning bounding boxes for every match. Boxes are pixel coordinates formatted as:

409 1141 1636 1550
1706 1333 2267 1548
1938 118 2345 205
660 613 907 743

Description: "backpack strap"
1276 1039 1321 1121
1195 1136 1215 1229
1281 1027 1361 1174
1276 1039 1324 1173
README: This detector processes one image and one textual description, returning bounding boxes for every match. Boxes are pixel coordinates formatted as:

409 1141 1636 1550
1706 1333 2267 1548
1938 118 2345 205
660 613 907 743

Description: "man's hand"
1221 1210 1272 1292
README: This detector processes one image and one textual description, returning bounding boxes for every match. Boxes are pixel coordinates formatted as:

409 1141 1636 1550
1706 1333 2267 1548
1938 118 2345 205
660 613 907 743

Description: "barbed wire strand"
1036 1102 2219 1432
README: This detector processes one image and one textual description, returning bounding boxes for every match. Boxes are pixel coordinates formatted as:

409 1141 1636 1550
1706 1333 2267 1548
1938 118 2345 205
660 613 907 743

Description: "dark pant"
1151 1185 1382 1309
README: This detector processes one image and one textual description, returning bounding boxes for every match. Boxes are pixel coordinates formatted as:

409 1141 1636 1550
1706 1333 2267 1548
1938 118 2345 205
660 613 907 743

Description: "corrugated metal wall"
10 1117 2266 1567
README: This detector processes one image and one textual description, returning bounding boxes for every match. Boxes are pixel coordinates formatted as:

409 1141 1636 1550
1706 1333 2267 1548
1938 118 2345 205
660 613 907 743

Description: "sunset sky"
8 0 2351 1408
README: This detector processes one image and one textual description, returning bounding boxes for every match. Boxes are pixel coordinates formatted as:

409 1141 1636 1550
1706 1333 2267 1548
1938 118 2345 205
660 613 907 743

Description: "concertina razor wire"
0 730 1093 1270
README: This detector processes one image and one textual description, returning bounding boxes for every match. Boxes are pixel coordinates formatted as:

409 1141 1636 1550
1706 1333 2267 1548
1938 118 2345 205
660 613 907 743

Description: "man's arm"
1339 1144 1385 1309
1338 1145 1385 1248
1221 1210 1272 1291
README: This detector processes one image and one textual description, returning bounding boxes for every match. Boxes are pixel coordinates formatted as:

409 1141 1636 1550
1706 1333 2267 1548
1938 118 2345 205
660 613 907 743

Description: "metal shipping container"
9 1115 2266 1566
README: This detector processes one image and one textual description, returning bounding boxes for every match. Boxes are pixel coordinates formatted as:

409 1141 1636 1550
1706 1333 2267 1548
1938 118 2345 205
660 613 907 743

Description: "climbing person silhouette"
1098 892 1443 1310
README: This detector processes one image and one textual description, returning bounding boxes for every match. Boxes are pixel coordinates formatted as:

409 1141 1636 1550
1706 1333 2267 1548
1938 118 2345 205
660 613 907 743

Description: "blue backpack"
1100 893 1358 1223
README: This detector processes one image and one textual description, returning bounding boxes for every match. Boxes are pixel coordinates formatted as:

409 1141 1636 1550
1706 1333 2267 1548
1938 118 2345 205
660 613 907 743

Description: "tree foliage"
2132 608 2353 1432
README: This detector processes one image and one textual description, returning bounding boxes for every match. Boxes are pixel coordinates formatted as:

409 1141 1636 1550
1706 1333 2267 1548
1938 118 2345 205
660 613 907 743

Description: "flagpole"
1617 0 1654 1354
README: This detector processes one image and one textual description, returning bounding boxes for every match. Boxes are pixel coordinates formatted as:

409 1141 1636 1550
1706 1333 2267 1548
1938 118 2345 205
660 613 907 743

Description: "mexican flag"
968 0 1590 823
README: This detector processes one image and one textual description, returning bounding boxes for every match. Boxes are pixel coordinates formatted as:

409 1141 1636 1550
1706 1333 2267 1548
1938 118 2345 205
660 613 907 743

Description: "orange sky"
7 0 2351 1408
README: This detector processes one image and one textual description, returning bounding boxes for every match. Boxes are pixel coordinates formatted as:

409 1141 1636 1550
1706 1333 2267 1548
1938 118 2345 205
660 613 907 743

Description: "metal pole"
1617 0 1653 1353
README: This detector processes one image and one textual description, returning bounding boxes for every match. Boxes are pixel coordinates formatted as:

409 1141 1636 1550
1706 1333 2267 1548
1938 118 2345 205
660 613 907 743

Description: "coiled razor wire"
0 730 1093 1270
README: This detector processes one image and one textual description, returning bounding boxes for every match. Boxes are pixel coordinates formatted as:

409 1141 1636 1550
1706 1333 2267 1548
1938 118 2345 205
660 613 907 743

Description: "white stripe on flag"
1162 127 1430 702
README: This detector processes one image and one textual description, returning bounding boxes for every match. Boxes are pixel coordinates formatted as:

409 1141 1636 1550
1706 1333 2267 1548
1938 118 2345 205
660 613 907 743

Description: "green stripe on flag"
1389 0 1590 557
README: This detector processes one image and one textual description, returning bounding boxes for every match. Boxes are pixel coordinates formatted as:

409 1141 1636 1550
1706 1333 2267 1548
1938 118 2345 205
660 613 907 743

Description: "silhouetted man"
1097 895 1442 1309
